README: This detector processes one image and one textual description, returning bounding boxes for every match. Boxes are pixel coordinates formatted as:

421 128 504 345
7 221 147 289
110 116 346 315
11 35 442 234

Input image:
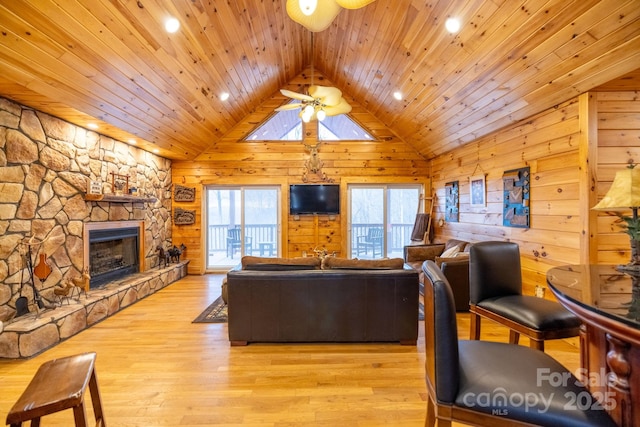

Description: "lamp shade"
593 164 640 210
335 0 376 9
286 0 341 32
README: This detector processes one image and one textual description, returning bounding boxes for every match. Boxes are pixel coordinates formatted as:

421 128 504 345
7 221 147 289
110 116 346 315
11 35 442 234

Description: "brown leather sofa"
403 239 470 311
226 257 419 346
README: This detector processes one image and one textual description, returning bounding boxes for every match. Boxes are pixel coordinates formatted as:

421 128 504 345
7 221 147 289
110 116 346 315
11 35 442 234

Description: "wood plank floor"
0 274 580 426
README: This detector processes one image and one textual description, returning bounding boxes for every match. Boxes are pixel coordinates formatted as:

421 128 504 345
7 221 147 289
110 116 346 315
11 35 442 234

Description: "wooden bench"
6 352 106 427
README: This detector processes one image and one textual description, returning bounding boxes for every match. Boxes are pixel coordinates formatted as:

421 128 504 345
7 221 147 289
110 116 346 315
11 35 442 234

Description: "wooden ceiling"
0 0 638 161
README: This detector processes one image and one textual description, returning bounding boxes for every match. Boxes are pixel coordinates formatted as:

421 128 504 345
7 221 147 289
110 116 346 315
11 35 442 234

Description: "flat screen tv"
290 184 340 215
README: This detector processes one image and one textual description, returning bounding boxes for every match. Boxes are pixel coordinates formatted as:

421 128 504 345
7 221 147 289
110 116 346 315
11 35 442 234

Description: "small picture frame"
470 174 486 208
111 173 129 195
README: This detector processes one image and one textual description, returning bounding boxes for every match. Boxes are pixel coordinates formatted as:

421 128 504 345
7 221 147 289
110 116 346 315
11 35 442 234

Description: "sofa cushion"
240 256 321 270
322 257 405 270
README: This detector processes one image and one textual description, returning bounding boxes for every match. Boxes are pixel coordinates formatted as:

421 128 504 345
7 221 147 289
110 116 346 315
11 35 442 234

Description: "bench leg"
72 402 88 427
89 370 106 426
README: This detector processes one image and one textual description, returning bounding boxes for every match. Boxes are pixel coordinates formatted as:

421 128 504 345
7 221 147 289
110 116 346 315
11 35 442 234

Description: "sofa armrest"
403 244 446 263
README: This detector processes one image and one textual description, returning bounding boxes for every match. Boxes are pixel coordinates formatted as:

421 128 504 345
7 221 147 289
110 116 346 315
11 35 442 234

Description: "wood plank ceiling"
0 0 638 161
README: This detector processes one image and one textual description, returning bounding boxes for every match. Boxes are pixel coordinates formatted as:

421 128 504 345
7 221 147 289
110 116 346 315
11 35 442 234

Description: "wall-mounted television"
290 184 340 215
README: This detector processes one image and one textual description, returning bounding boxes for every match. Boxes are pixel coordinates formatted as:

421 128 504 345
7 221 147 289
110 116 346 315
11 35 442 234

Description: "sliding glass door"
349 185 421 259
205 186 280 269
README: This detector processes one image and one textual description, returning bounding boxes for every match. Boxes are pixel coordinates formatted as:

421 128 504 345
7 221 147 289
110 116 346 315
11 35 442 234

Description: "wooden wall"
172 71 430 273
430 90 639 296
595 91 640 263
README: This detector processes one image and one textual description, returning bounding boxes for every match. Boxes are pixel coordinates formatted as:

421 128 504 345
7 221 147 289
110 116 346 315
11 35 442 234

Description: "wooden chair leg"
425 396 435 427
470 312 481 340
509 330 520 345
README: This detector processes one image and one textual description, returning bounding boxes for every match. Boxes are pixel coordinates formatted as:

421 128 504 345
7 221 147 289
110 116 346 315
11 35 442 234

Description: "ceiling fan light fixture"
286 0 341 32
316 109 327 121
299 0 318 16
335 0 376 9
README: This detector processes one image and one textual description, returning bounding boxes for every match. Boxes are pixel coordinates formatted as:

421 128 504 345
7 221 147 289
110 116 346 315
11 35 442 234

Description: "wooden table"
547 265 640 427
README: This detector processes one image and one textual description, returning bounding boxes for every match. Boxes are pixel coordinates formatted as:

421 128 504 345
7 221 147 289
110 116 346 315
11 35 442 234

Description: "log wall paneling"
595 90 640 264
430 97 584 295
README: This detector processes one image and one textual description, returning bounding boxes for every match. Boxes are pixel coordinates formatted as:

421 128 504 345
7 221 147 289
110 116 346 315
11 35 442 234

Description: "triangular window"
318 115 374 141
244 102 375 141
244 105 302 141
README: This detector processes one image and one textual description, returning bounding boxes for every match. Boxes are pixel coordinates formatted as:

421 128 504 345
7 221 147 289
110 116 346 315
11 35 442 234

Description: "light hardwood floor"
0 274 580 426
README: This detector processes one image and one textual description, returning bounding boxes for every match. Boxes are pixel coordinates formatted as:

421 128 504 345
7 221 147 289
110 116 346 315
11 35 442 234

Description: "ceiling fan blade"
308 85 343 106
324 98 352 116
275 103 303 111
280 89 314 102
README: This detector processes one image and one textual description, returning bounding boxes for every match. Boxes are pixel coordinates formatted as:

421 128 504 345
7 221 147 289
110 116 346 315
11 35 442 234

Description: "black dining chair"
422 260 615 427
469 241 580 351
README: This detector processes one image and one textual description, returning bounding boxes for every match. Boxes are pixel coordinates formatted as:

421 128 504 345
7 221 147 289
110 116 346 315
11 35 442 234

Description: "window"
349 185 421 259
244 103 374 141
205 186 280 269
244 107 302 141
319 114 373 141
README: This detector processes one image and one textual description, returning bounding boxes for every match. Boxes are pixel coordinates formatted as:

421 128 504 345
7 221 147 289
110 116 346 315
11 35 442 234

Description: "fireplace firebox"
88 227 140 288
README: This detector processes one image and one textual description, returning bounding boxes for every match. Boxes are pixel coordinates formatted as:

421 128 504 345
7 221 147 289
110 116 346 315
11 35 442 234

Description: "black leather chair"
469 241 580 351
422 260 615 427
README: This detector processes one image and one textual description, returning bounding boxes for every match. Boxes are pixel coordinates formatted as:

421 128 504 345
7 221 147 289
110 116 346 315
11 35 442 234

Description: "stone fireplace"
0 97 181 359
86 221 144 288
84 221 145 288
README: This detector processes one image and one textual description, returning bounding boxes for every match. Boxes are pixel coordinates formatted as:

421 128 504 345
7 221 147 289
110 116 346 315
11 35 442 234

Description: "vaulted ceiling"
0 0 638 161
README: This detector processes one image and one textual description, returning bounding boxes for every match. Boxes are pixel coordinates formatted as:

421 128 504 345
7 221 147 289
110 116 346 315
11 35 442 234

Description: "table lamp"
592 163 640 272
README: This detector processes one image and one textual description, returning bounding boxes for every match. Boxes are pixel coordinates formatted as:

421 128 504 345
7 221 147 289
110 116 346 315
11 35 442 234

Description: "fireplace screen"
89 227 140 287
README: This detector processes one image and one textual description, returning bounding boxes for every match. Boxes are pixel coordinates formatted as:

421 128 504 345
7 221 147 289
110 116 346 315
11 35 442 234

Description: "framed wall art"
502 166 530 228
445 181 459 222
470 174 486 208
174 184 196 202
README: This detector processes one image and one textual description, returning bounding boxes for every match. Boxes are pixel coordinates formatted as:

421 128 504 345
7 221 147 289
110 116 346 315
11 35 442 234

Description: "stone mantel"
84 194 158 203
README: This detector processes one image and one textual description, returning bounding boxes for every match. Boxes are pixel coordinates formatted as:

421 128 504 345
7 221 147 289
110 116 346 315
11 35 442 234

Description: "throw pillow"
440 244 461 258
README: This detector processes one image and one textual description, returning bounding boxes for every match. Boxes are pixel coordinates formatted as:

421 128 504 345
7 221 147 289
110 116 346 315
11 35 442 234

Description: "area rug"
192 296 227 323
193 296 424 323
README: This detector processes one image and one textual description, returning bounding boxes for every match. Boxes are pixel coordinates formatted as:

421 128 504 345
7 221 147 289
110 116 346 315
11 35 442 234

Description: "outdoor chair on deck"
356 227 383 257
469 241 580 351
226 227 252 259
421 260 615 427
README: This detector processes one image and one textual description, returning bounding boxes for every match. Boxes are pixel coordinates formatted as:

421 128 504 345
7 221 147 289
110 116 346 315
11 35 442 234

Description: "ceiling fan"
286 0 376 32
276 85 352 122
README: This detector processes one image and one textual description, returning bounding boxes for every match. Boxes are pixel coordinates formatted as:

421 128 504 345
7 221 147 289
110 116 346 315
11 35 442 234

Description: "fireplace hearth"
88 226 140 288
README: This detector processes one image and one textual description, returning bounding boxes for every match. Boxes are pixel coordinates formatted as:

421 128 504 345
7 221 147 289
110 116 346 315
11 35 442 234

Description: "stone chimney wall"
0 97 172 323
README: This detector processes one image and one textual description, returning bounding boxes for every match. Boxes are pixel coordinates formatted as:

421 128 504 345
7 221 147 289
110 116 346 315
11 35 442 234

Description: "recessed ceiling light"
220 92 230 101
128 139 137 144
153 148 159 153
87 123 98 129
165 17 180 33
445 17 461 34
393 91 403 101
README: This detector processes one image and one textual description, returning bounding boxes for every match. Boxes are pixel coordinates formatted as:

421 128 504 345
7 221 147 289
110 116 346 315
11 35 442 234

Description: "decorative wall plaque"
445 181 459 222
174 208 195 225
503 166 530 228
174 184 196 202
